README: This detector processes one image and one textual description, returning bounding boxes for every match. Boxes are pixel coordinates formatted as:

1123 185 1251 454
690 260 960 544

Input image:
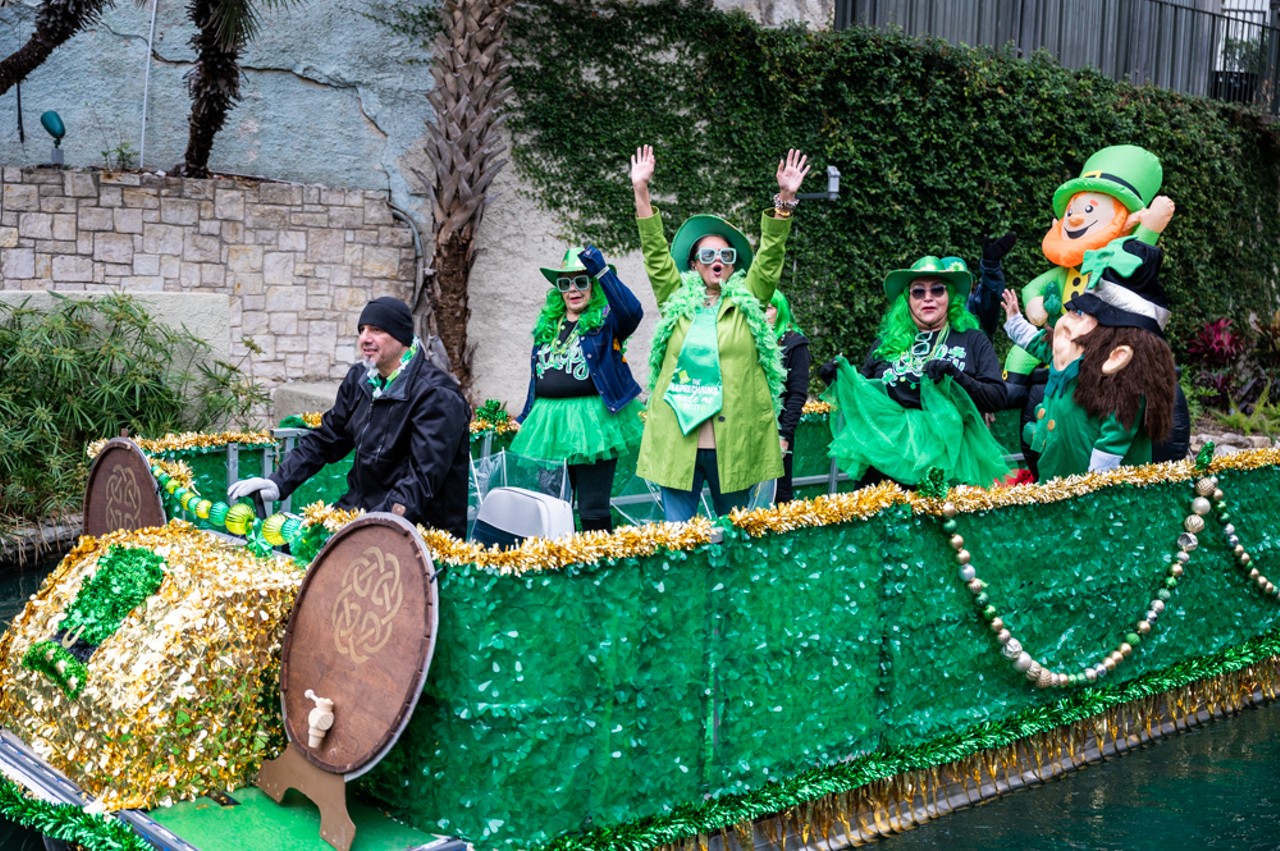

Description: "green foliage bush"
507 0 1280 366
0 294 267 528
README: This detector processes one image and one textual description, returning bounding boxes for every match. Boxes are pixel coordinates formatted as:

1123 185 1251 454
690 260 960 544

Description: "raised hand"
1126 195 1175 235
630 145 655 188
1001 288 1022 322
578 245 609 277
775 149 810 199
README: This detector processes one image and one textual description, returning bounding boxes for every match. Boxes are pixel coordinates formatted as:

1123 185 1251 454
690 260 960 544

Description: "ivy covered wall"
506 0 1280 365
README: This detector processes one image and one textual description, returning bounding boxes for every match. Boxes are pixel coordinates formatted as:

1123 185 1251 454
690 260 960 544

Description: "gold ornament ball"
956 549 971 565
1183 514 1205 534
942 502 958 519
1194 477 1216 496
949 534 965 550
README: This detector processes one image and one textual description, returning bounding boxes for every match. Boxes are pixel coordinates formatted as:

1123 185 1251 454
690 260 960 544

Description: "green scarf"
648 270 784 415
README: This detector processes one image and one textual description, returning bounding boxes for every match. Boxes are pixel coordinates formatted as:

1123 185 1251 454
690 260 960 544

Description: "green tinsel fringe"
0 774 149 851
538 627 1280 850
21 641 88 699
61 545 166 646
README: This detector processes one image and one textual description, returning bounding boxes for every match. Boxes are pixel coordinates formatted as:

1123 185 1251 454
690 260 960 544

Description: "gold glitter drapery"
0 523 301 811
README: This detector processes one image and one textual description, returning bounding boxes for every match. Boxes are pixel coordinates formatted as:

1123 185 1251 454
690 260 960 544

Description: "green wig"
768 290 803 340
873 283 978 360
531 281 607 345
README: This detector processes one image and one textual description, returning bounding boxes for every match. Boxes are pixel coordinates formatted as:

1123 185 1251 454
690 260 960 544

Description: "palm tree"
0 0 116 97
413 0 515 394
174 0 298 177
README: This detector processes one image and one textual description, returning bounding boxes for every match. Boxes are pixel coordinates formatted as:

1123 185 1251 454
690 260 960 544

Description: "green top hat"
670 215 754 273
1052 145 1163 218
883 255 973 302
540 246 615 286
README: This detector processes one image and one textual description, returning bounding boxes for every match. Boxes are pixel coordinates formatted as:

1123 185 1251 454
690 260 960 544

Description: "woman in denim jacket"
511 245 644 532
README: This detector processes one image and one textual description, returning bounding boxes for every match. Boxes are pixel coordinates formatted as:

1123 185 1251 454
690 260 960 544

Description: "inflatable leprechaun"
1000 234 1178 479
1004 145 1175 409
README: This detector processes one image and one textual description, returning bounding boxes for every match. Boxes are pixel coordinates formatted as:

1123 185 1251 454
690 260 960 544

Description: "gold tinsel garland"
298 501 364 532
729 448 1280 537
801 399 832 416
0 523 300 811
469 417 520 436
417 518 716 575
86 430 276 460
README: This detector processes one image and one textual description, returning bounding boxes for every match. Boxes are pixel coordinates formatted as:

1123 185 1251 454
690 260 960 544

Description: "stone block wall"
0 167 416 389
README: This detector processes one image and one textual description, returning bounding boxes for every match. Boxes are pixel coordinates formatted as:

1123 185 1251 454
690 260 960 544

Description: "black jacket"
270 349 471 537
862 326 1007 413
777 330 811 443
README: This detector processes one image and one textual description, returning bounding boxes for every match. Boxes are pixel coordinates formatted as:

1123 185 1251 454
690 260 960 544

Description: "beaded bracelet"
773 193 799 212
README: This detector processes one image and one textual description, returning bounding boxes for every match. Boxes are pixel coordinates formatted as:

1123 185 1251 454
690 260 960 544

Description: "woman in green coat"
629 144 809 521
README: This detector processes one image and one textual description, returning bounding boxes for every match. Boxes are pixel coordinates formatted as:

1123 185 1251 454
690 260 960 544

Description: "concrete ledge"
274 381 340 422
0 291 231 364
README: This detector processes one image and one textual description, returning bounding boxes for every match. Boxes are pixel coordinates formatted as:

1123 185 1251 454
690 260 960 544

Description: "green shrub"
0 294 267 528
506 0 1280 368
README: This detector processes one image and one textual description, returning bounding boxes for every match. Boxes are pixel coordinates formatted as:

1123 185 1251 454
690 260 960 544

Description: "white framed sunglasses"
695 247 737 265
555 275 592 292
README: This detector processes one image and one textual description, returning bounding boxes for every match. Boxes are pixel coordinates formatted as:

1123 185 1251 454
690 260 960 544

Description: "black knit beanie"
358 297 415 346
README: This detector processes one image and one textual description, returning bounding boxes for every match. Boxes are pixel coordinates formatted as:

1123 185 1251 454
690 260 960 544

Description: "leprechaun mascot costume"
1003 233 1177 479
1004 145 1175 409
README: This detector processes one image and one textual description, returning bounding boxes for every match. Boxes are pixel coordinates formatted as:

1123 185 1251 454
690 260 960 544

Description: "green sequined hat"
883 255 973 302
539 246 615 286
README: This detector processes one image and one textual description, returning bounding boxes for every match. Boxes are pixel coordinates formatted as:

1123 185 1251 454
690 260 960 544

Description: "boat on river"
0 419 1276 851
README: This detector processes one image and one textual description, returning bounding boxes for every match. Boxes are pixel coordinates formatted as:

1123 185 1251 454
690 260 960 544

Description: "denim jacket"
518 267 643 421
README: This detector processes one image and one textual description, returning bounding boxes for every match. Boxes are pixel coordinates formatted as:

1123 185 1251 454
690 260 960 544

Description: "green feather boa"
647 270 784 415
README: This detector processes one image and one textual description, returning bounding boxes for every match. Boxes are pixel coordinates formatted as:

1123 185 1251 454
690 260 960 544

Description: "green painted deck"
150 786 439 851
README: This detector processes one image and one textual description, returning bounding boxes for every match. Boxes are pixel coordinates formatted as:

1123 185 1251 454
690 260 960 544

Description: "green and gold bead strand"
942 495 1192 689
1205 474 1280 599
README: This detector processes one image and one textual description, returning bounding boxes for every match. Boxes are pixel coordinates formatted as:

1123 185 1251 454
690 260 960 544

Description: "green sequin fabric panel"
361 468 1280 850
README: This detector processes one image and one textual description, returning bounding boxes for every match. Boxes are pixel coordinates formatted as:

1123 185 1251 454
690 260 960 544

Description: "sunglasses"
695 247 737 265
556 275 592 293
909 283 949 300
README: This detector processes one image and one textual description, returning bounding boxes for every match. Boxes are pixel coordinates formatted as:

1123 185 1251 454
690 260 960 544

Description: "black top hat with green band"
540 246 616 286
1051 145 1163 218
670 215 755 273
883 255 973 302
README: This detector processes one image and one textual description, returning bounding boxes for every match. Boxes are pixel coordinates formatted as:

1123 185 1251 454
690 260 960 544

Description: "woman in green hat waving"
823 255 1009 487
510 245 645 532
630 144 809 521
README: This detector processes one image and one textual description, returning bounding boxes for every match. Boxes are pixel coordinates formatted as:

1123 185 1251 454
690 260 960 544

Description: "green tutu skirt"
510 396 644 466
821 357 1009 487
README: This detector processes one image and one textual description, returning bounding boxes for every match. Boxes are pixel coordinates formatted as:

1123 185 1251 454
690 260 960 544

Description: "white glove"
227 477 280 503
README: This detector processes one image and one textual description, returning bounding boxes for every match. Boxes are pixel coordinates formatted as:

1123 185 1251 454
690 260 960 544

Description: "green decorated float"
0 417 1276 851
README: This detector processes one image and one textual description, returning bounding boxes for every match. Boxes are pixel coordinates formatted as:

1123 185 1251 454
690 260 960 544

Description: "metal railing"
836 0 1280 115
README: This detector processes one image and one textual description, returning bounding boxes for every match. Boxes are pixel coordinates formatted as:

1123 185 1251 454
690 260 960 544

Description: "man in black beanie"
228 297 471 537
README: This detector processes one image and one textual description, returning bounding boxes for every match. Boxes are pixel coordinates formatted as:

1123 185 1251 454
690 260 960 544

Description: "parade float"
0 412 1277 851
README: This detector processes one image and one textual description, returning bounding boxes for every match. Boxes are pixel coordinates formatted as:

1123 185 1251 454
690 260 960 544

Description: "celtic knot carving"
330 546 404 663
104 464 142 530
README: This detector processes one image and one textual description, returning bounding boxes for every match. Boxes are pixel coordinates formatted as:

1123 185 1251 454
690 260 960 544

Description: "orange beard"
1040 207 1129 267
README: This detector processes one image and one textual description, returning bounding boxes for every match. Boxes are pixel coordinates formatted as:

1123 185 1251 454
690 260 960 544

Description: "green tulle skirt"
510 396 645 466
821 357 1010 487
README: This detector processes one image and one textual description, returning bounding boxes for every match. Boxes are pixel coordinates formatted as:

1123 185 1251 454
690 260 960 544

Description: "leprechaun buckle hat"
1051 145 1163 219
670 215 755 273
1066 242 1171 336
883 255 973 302
540 246 616 286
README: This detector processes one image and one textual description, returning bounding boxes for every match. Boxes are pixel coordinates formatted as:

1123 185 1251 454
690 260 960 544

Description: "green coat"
636 209 790 492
